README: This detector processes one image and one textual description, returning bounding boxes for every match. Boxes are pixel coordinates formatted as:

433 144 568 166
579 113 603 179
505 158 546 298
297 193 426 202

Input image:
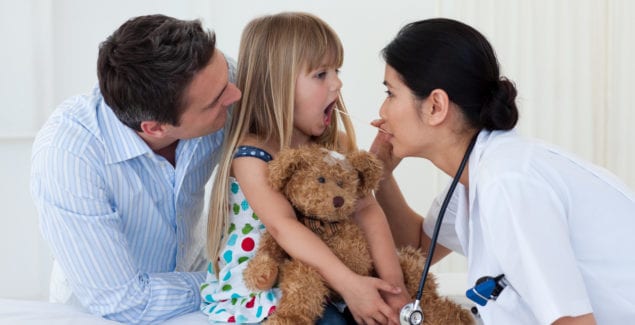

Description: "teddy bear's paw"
421 297 476 325
243 258 278 290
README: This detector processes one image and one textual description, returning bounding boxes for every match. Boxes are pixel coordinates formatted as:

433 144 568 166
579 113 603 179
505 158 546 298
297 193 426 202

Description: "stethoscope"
399 133 479 325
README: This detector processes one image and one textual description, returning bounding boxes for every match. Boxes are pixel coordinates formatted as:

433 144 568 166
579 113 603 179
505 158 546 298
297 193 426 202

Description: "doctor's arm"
370 130 451 263
480 176 596 324
553 314 596 325
31 147 203 324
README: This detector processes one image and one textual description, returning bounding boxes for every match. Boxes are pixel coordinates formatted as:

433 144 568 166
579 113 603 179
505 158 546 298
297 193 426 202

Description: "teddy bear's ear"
268 146 313 191
347 150 383 197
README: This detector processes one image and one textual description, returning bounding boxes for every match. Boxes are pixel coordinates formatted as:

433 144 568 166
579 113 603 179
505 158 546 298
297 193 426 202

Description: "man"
30 14 240 323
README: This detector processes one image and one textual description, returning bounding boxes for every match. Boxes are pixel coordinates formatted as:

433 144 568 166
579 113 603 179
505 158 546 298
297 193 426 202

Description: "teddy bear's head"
268 145 383 223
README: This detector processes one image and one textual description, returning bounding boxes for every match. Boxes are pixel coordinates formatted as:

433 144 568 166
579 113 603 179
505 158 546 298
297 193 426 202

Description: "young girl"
201 12 409 324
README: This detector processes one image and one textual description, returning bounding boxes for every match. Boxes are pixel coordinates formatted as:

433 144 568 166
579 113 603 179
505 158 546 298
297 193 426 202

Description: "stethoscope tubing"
413 133 479 301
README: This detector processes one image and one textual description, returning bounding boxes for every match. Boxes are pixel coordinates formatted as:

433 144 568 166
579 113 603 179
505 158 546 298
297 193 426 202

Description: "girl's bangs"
300 25 343 71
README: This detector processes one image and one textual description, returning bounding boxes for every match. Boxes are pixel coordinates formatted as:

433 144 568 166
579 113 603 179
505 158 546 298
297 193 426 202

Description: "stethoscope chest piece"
399 301 423 325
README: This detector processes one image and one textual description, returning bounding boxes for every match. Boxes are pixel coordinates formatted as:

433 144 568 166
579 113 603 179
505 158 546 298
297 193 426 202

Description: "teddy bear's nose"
333 196 345 208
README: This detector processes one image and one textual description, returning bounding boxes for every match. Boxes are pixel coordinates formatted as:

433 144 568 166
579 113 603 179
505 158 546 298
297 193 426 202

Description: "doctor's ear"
426 89 450 126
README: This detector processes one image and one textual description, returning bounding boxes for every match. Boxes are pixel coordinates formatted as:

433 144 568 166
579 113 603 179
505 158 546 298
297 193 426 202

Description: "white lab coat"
424 129 635 325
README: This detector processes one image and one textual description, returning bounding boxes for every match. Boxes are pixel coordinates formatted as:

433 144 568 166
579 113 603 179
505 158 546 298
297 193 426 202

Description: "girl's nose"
330 75 342 92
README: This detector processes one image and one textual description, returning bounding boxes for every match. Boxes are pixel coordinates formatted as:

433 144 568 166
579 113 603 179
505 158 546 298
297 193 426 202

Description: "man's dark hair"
97 14 216 131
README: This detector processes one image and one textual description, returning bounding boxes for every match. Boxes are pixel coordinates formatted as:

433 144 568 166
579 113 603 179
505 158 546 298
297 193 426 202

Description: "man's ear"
426 88 450 126
139 121 169 138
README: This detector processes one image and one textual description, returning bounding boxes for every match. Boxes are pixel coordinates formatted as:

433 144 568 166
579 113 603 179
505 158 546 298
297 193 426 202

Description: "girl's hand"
340 274 402 325
369 119 401 175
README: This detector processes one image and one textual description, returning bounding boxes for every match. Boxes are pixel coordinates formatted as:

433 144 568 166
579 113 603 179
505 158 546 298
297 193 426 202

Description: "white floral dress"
200 146 281 324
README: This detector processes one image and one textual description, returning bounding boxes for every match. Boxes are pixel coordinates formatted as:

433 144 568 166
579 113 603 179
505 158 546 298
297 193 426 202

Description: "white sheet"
0 299 209 325
1 276 476 325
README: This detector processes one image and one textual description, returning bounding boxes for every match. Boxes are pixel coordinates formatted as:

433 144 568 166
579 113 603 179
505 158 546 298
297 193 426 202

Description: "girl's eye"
385 90 393 98
317 176 326 183
316 72 327 79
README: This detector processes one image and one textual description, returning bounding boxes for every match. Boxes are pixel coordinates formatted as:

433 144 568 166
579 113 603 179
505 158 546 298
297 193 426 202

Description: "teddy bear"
243 144 474 325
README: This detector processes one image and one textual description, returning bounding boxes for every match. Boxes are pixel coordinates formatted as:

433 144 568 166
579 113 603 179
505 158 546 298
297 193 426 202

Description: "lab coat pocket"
494 283 520 310
493 284 537 323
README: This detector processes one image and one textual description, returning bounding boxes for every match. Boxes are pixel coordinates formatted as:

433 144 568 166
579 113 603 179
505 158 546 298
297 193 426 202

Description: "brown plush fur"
243 145 474 325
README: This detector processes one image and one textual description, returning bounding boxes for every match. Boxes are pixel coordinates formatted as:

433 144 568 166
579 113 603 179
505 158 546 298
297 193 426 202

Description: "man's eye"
317 177 326 183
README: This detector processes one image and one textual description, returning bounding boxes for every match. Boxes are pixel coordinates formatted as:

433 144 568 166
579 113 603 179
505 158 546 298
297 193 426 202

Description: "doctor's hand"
369 119 402 176
382 284 410 323
340 273 401 325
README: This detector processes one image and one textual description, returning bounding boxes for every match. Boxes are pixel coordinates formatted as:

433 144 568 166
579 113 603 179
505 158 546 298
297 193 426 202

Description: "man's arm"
31 145 203 324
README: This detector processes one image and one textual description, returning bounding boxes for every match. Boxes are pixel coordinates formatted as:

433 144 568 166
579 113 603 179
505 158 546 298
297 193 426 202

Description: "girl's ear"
426 88 450 126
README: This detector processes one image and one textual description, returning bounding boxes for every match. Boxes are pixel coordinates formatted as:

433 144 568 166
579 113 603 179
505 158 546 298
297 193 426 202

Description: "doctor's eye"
317 176 326 183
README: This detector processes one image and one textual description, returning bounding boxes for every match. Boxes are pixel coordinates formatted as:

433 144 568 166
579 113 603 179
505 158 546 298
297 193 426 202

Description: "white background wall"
1 0 633 300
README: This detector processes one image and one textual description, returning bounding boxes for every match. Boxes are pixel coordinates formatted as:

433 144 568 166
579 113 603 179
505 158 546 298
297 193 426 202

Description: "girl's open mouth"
323 101 335 125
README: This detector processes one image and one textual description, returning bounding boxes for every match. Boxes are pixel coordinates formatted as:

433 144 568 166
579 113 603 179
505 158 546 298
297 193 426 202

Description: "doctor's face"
378 65 429 158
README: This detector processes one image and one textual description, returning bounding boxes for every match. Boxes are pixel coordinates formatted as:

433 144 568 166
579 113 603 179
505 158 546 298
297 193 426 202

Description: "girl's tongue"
324 103 333 126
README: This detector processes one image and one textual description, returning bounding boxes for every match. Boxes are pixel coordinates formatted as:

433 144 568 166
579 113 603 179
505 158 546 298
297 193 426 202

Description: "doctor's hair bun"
479 77 519 131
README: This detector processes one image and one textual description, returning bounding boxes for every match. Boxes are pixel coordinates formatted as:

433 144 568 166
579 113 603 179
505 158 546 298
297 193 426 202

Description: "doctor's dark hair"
97 14 216 131
382 18 518 130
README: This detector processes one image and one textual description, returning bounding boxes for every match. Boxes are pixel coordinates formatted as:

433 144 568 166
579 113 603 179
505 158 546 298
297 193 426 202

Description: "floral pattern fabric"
200 176 281 323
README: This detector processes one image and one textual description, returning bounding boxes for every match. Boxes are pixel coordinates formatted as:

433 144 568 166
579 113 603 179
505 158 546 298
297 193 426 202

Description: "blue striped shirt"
30 79 227 323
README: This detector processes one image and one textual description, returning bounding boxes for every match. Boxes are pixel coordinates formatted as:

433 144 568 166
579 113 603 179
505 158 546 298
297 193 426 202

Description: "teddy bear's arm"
243 232 286 291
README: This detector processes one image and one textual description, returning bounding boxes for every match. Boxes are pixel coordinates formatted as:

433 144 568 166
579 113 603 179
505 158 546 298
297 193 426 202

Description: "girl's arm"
354 195 410 316
233 156 400 324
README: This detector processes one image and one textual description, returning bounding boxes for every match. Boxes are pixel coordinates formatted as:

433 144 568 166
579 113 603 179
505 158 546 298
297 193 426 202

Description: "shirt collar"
467 129 518 212
97 94 153 164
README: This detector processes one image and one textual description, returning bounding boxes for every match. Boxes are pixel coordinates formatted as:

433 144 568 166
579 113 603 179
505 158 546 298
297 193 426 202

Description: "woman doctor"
371 18 635 325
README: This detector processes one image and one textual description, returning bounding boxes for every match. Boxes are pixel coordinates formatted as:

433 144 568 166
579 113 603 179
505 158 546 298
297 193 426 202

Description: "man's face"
165 49 241 140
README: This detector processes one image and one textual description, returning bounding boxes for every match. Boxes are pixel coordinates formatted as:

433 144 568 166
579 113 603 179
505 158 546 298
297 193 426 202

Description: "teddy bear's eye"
317 176 326 183
336 180 343 188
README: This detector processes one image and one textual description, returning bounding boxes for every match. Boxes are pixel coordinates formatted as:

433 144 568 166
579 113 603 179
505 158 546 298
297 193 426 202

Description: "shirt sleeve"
478 174 593 324
31 145 205 324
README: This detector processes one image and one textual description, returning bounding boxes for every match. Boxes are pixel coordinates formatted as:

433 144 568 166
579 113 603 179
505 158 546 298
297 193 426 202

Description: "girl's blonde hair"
207 12 357 273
